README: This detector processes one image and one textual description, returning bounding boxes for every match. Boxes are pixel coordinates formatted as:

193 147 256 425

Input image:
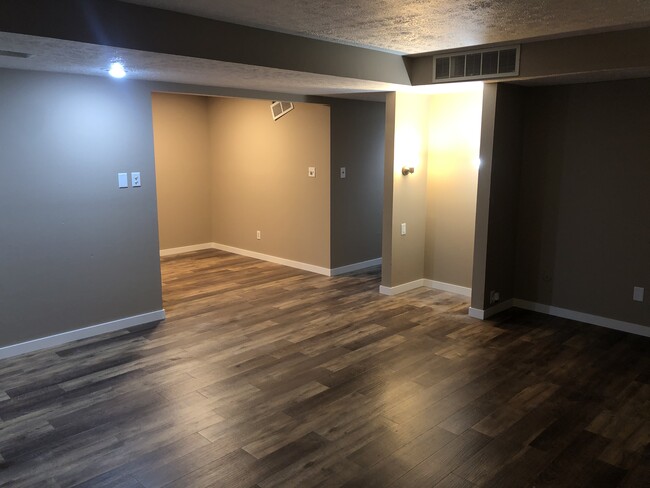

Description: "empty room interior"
0 1 649 487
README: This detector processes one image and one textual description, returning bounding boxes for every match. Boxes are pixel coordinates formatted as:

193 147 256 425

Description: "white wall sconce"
402 166 415 176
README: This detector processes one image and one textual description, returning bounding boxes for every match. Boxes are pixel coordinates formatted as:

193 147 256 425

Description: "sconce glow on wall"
402 166 415 176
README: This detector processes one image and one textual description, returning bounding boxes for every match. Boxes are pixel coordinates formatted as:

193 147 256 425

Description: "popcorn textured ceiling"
1 1 648 96
119 0 650 54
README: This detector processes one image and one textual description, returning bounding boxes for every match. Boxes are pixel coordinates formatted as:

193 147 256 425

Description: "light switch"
131 172 141 187
400 223 406 236
340 167 346 179
118 173 128 188
308 167 316 177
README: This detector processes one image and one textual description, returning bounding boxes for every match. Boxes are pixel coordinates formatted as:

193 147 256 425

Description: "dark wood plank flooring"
1 249 649 487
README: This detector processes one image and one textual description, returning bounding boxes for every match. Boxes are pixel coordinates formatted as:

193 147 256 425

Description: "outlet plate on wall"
633 286 644 302
308 167 316 177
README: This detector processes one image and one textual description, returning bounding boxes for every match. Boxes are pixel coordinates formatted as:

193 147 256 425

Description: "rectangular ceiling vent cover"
270 101 294 121
433 45 519 82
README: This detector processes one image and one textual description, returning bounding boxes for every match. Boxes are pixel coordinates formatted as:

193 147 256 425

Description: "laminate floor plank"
0 249 648 487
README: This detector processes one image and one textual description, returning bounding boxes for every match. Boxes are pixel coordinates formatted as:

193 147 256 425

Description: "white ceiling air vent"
270 101 294 121
433 45 520 82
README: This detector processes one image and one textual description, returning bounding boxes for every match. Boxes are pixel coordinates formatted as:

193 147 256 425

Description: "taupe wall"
0 69 163 347
329 99 385 269
152 93 212 250
425 90 481 287
208 97 331 268
515 79 650 327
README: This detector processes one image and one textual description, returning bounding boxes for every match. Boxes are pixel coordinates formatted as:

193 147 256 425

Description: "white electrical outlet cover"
633 286 644 302
131 172 141 187
308 167 316 177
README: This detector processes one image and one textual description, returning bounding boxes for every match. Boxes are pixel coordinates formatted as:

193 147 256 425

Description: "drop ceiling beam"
0 0 411 85
407 26 650 85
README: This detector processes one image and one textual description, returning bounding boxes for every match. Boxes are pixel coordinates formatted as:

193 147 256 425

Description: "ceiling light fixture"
108 61 126 79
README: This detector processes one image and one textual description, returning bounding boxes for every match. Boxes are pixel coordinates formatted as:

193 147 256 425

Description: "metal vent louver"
270 101 294 121
433 46 519 82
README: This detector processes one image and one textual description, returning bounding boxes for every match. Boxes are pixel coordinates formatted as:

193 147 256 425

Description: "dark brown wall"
515 78 650 327
482 84 525 307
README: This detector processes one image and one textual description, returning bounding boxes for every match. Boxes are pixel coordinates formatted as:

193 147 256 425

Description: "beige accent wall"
153 94 331 268
383 92 430 286
383 88 483 290
208 97 331 267
425 90 482 287
152 93 212 250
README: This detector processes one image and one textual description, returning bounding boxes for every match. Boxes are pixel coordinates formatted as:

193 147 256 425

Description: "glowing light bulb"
109 62 126 79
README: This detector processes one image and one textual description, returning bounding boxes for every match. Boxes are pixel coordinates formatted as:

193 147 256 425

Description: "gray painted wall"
515 78 650 327
0 67 388 350
0 68 163 347
329 99 385 269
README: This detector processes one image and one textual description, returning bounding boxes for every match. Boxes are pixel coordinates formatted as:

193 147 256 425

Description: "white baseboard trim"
0 310 166 360
160 243 213 257
469 298 514 319
423 279 472 297
162 242 380 278
331 258 382 276
380 278 472 297
379 279 425 296
211 242 331 276
513 299 650 338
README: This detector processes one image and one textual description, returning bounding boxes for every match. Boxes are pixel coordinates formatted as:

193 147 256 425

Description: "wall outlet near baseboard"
489 290 500 304
633 286 644 302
